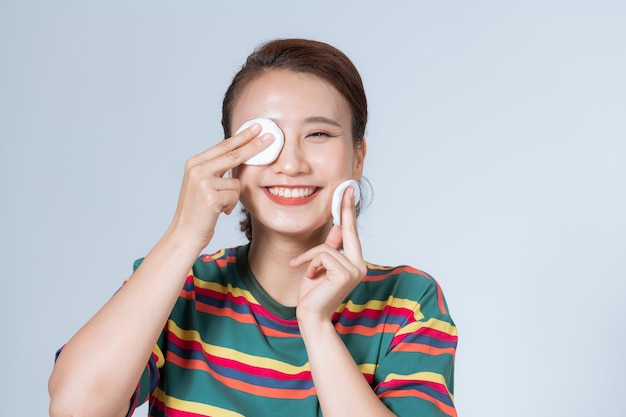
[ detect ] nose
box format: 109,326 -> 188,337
271,131 -> 310,176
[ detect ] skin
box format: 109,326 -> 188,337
232,69 -> 364,307
48,69 -> 395,417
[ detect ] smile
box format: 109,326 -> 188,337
267,187 -> 317,198
264,186 -> 320,206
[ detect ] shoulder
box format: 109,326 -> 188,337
365,263 -> 434,284
131,246 -> 242,283
190,246 -> 242,282
197,246 -> 240,268
360,262 -> 452,318
363,262 -> 438,295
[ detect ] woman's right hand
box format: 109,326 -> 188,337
48,123 -> 275,417
166,123 -> 274,249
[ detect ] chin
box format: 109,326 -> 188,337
255,217 -> 332,240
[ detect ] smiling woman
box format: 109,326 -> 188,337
233,69 -> 361,241
222,39 -> 369,241
48,39 -> 458,417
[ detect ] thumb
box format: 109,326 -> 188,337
325,226 -> 343,250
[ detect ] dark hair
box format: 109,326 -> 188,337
222,38 -> 370,240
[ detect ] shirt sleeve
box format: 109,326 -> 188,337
53,316 -> 165,417
126,345 -> 164,416
373,271 -> 458,417
124,257 -> 166,416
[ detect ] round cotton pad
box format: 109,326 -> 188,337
235,118 -> 285,165
331,179 -> 361,226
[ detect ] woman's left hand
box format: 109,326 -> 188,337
290,186 -> 367,324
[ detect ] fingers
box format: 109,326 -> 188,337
339,187 -> 364,264
290,244 -> 357,278
174,176 -> 240,221
188,123 -> 275,176
324,226 -> 343,250
291,186 -> 365,272
203,177 -> 241,215
301,250 -> 347,279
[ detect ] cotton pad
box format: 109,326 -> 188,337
331,179 -> 360,226
235,118 -> 285,165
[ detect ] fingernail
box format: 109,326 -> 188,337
348,187 -> 355,202
260,132 -> 275,142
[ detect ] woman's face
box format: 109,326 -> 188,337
231,69 -> 365,238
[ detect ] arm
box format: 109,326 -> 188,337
291,187 -> 396,417
50,233 -> 200,417
292,188 -> 457,416
299,320 -> 397,417
48,124 -> 273,417
300,277 -> 457,417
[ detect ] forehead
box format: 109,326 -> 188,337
231,69 -> 351,126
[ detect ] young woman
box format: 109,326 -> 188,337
49,39 -> 457,417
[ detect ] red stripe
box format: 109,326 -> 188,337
167,331 -> 311,382
363,265 -> 431,282
384,377 -> 448,395
392,343 -> 456,356
393,327 -> 458,344
436,281 -> 447,315
380,389 -> 457,417
335,322 -> 401,336
168,354 -> 316,400
338,305 -> 415,321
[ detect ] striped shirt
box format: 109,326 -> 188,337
128,244 -> 457,417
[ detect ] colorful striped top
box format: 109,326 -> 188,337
128,245 -> 457,417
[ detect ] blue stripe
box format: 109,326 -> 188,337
396,333 -> 457,350
165,340 -> 314,390
377,381 -> 453,407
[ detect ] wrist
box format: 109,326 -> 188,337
150,227 -> 206,267
297,313 -> 336,341
163,222 -> 212,255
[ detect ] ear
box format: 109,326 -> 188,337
352,137 -> 367,180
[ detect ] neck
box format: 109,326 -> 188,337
247,224 -> 331,307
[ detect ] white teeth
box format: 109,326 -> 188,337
268,187 -> 315,198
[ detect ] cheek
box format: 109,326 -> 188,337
232,166 -> 257,194
232,164 -> 253,179
309,144 -> 356,176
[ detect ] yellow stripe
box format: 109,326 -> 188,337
339,297 -> 424,320
359,363 -> 377,375
384,371 -> 454,400
168,320 -> 310,375
365,262 -> 394,271
191,278 -> 260,303
153,344 -> 165,368
153,387 -> 244,417
205,249 -> 226,260
395,317 -> 458,337
385,370 -> 445,384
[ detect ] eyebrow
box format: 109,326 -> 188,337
303,116 -> 342,127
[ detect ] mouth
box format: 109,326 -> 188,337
267,187 -> 317,198
264,186 -> 321,205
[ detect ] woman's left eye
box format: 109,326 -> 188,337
306,131 -> 333,141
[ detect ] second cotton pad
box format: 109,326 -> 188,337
235,118 -> 285,165
331,180 -> 361,226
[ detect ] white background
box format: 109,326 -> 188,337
1,1 -> 624,416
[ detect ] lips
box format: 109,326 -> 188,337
263,186 -> 320,205
267,187 -> 316,198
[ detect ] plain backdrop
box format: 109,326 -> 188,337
1,1 -> 624,416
